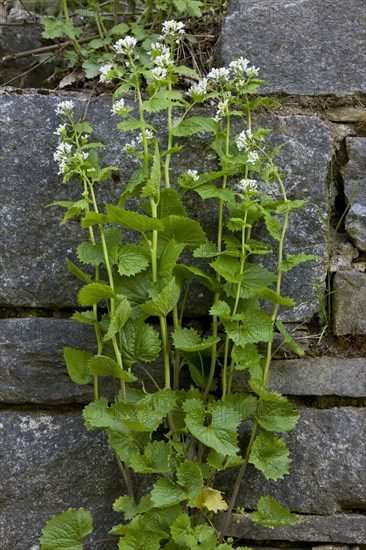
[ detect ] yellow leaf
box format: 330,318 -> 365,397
194,488 -> 228,513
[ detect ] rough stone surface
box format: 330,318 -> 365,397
0,90 -> 332,322
0,318 -> 97,403
342,138 -> 366,251
234,357 -> 366,397
333,270 -> 366,335
227,513 -> 366,544
0,410 -> 123,550
219,0 -> 366,96
219,408 -> 365,515
0,26 -> 55,87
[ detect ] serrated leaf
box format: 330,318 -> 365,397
276,199 -> 307,213
176,461 -> 203,502
106,204 -> 163,232
40,507 -> 93,550
172,327 -> 220,352
206,449 -> 244,471
210,256 -> 242,283
209,300 -> 231,318
120,318 -> 161,368
118,244 -> 150,277
71,310 -> 96,326
196,184 -> 236,202
256,402 -> 299,433
83,398 -> 124,431
172,116 -> 217,136
193,241 -> 219,258
141,142 -> 161,200
108,429 -> 144,464
63,347 -> 93,385
276,320 -> 305,356
224,309 -> 273,347
109,22 -> 130,36
225,264 -> 277,299
66,259 -> 93,284
249,379 -> 288,403
77,242 -> 105,266
115,388 -> 176,432
251,496 -> 297,529
161,215 -> 206,247
88,355 -> 136,382
114,270 -> 151,308
183,394 -> 257,457
140,277 -> 181,318
151,478 -> 187,508
249,432 -> 291,480
103,297 -> 132,341
232,343 -> 262,372
174,264 -> 220,293
194,488 -> 228,512
260,208 -> 282,241
80,212 -> 108,228
113,494 -> 153,520
117,120 -> 155,132
74,122 -> 93,134
78,283 -> 116,306
119,166 -> 149,207
280,253 -> 319,272
130,441 -> 172,473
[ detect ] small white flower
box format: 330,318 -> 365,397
236,129 -> 253,151
55,101 -> 75,116
161,20 -> 185,40
136,129 -> 154,143
155,51 -> 173,68
111,98 -> 132,117
114,36 -> 137,55
99,63 -> 114,83
247,151 -> 259,164
124,139 -> 136,154
238,178 -> 258,193
187,169 -> 199,181
54,123 -> 67,136
189,78 -> 208,99
207,67 -> 230,83
148,42 -> 169,56
247,65 -> 260,77
151,66 -> 168,81
229,57 -> 250,75
54,141 -> 73,161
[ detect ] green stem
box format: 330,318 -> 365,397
164,80 -> 173,189
62,0 -> 84,58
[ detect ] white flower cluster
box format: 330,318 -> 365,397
188,78 -> 208,99
207,67 -> 230,83
114,36 -> 137,55
99,63 -> 115,83
214,93 -> 231,121
53,141 -> 88,175
136,129 -> 154,143
111,98 -> 133,117
238,178 -> 258,193
54,123 -> 67,136
247,151 -> 259,164
161,20 -> 185,41
55,101 -> 75,116
236,129 -> 253,151
229,57 -> 259,77
187,169 -> 199,181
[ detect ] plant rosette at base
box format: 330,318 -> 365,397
40,20 -> 316,550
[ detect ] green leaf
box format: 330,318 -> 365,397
42,18 -> 83,40
106,204 -> 163,232
276,199 -> 307,214
225,264 -> 277,299
249,432 -> 291,480
114,270 -> 151,308
83,398 -> 124,431
120,318 -> 161,368
66,259 -> 93,284
280,253 -> 319,272
260,208 -> 282,241
119,166 -> 149,207
141,142 -> 161,200
194,488 -> 228,512
158,189 -> 187,217
80,212 -> 108,228
176,461 -> 203,502
109,22 -> 130,36
251,496 -> 297,529
193,241 -> 219,258
40,508 -> 93,550
74,121 -> 93,134
109,429 -> 143,463
151,478 -> 187,508
224,309 -> 273,347
232,344 -> 262,372
77,242 -> 104,266
183,394 -> 257,457
103,297 -> 132,341
117,120 -> 155,132
63,347 -> 93,385
71,311 -> 96,326
89,355 -> 136,382
255,288 -> 296,306
113,389 -> 176,432
130,441 -> 172,473
196,184 -> 236,203
161,215 -> 206,247
209,300 -> 231,319
256,402 -> 299,433
172,327 -> 220,352
78,283 -> 116,306
276,320 -> 305,356
113,494 -> 153,520
210,256 -> 242,283
118,244 -> 150,277
140,277 -> 181,318
174,264 -> 220,293
249,379 -> 288,403
172,116 -> 217,137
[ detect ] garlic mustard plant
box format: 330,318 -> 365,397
41,20 -> 317,549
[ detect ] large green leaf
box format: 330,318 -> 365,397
40,507 -> 93,550
106,204 -> 163,233
224,309 -> 273,347
140,277 -> 181,318
176,461 -> 203,502
63,347 -> 93,385
256,402 -> 300,433
172,327 -> 220,352
103,297 -> 132,342
225,264 -> 277,299
161,215 -> 206,247
78,283 -> 116,306
210,256 -> 242,283
249,432 -> 291,480
280,253 -> 319,272
118,244 -> 150,277
172,116 -> 217,136
88,355 -> 137,382
130,441 -> 173,473
151,478 -> 187,508
120,318 -> 161,368
251,496 -> 297,528
83,398 -> 125,431
174,264 -> 220,292
141,142 -> 161,200
114,389 -> 177,432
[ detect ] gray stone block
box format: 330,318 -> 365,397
333,270 -> 366,335
227,513 -> 366,544
219,0 -> 366,96
0,410 -> 123,549
234,357 -> 366,397
0,90 -> 332,321
342,138 -> 366,251
219,408 -> 365,515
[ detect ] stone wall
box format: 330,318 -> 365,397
0,1 -> 365,548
